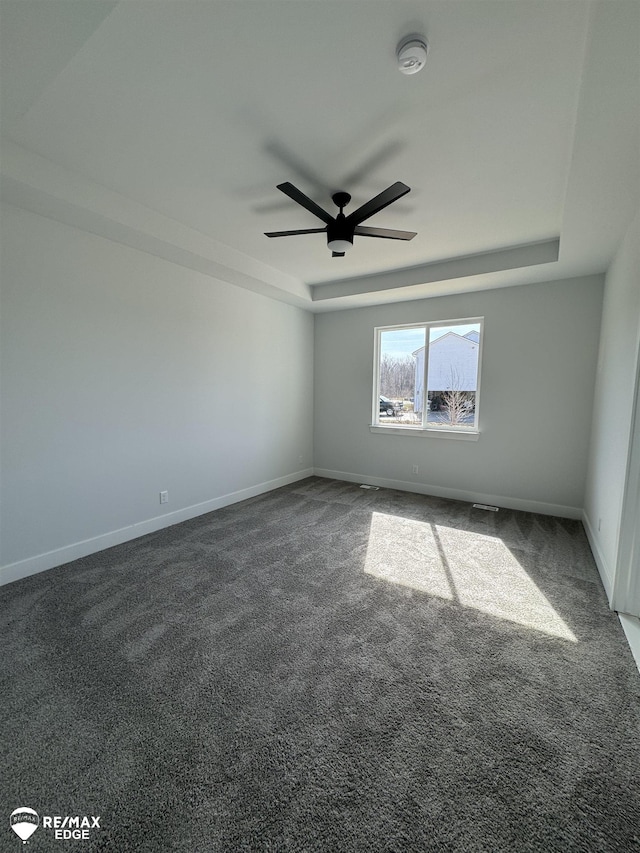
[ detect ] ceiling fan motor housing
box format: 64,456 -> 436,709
327,213 -> 354,253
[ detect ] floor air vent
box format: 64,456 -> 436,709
473,503 -> 499,511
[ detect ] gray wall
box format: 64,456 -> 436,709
584,209 -> 640,602
0,204 -> 314,579
314,276 -> 604,516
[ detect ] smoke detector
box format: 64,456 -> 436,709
396,35 -> 429,75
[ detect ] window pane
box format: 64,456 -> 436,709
378,327 -> 425,425
425,323 -> 481,428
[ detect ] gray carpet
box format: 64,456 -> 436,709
2,477 -> 639,852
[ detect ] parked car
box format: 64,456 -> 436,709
380,396 -> 402,416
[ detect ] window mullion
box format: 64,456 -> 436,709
374,328 -> 382,425
422,325 -> 429,429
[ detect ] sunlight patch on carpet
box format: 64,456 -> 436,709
363,512 -> 455,599
364,512 -> 577,641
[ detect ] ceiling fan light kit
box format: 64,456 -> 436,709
327,238 -> 353,254
396,35 -> 429,75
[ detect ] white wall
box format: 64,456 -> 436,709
0,204 -> 314,582
583,209 -> 640,600
314,276 -> 603,516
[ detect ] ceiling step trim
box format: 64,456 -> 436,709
310,239 -> 560,301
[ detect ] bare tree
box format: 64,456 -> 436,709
441,368 -> 474,426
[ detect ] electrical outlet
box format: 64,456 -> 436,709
160,491 -> 169,504
298,455 -> 303,464
598,517 -> 602,532
412,465 -> 419,475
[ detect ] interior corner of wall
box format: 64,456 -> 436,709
581,509 -> 614,604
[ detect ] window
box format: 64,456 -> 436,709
372,319 -> 483,435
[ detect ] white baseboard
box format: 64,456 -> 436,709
0,468 -> 314,587
619,614 -> 640,674
312,468 -> 582,519
581,510 -> 614,603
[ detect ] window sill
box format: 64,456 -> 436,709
369,425 -> 480,441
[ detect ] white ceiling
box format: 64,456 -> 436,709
1,1 -> 638,311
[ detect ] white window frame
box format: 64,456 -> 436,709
371,317 -> 484,440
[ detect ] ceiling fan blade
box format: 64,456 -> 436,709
354,225 -> 417,241
276,182 -> 334,225
332,251 -> 346,257
346,181 -> 411,225
265,227 -> 327,238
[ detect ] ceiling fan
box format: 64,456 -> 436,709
264,181 -> 417,256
